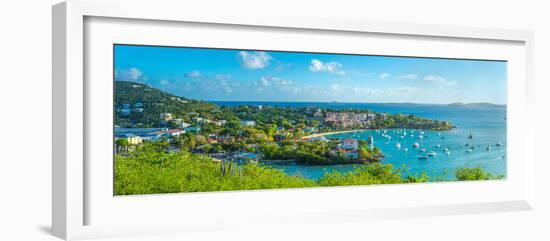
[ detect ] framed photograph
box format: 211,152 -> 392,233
53,0 -> 535,240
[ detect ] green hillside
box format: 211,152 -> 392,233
114,81 -> 225,127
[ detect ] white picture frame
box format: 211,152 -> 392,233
52,0 -> 536,240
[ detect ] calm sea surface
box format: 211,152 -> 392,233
213,101 -> 507,181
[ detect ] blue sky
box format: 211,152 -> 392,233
114,44 -> 507,104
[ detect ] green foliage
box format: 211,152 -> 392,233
455,167 -> 499,181
115,144 -> 499,195
115,143 -> 316,195
259,140 -> 376,165
318,163 -> 404,186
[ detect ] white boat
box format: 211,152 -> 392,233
466,149 -> 473,153
486,146 -> 492,151
403,148 -> 409,152
427,151 -> 437,157
419,148 -> 427,153
413,142 -> 420,148
396,143 -> 401,149
445,151 -> 451,155
443,147 -> 449,152
435,144 -> 441,148
496,142 -> 503,147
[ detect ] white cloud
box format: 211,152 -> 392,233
116,67 -> 142,81
259,77 -> 270,87
215,74 -> 231,81
397,74 -> 418,80
424,75 -> 456,86
309,59 -> 345,75
256,76 -> 293,87
379,73 -> 390,79
237,51 -> 273,69
185,70 -> 201,78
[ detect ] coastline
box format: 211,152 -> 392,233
301,129 -> 368,140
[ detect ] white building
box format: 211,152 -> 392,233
123,134 -> 143,145
240,120 -> 256,127
341,138 -> 358,151
213,120 -> 227,126
160,113 -> 174,122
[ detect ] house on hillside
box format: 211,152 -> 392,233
184,126 -> 201,133
240,120 -> 256,127
119,134 -> 143,145
313,108 -> 323,118
160,113 -> 174,122
152,129 -> 185,138
213,120 -> 227,126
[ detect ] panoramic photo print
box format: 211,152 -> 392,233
113,44 -> 507,195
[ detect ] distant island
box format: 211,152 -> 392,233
447,102 -> 506,107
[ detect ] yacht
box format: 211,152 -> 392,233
413,142 -> 420,148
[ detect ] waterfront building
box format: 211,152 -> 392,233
304,127 -> 318,133
341,138 -> 359,151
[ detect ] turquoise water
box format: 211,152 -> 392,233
215,102 -> 507,181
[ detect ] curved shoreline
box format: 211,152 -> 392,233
301,129 -> 368,140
